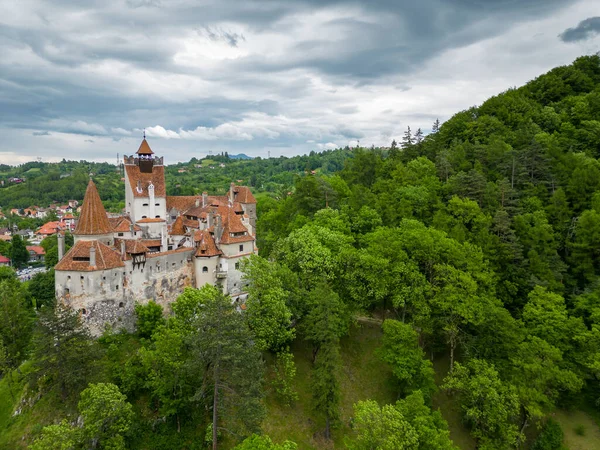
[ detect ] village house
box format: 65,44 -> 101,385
26,246 -> 45,263
54,138 -> 257,334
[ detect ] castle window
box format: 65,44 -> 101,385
65,288 -> 70,295
103,276 -> 106,280
239,245 -> 244,252
67,275 -> 71,280
235,262 -> 240,270
119,302 -> 124,308
80,275 -> 84,280
142,215 -> 147,219
143,203 -> 149,206
155,215 -> 160,218
155,203 -> 160,206
118,232 -> 123,237
116,285 -> 119,290
202,266 -> 208,273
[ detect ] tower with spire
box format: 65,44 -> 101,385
123,137 -> 168,241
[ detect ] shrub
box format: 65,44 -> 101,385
532,419 -> 564,450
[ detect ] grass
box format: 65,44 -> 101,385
262,321 -> 397,449
552,409 -> 600,450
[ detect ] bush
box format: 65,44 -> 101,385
134,300 -> 165,339
532,419 -> 564,450
574,424 -> 586,436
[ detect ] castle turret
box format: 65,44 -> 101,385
137,138 -> 155,173
74,180 -> 114,246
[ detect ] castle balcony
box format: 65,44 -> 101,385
215,270 -> 227,279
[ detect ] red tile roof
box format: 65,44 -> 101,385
194,230 -> 222,257
170,216 -> 186,235
0,255 -> 10,263
125,165 -> 166,198
109,216 -> 142,233
136,217 -> 165,223
38,221 -> 68,235
27,246 -> 45,255
136,138 -> 154,155
55,240 -> 125,272
75,180 -> 112,236
232,186 -> 256,204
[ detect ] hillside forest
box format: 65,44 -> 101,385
1,55 -> 600,449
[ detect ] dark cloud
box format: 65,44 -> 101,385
559,17 -> 600,42
32,131 -> 50,136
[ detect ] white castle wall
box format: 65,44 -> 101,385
56,248 -> 195,335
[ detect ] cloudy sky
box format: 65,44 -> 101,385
1,0 -> 599,164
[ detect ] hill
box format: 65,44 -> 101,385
2,55 -> 600,449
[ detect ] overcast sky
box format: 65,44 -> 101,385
1,0 -> 599,164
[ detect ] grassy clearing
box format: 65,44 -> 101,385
553,409 -> 600,450
263,321 -> 397,449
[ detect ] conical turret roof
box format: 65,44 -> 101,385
74,180 -> 112,235
136,138 -> 154,155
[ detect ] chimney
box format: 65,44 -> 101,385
207,210 -> 214,228
195,198 -> 200,207
121,240 -> 126,259
90,245 -> 96,267
215,214 -> 223,244
229,182 -> 235,203
130,224 -> 134,236
202,191 -> 208,207
57,232 -> 65,261
136,180 -> 142,193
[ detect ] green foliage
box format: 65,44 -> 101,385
0,277 -> 33,372
29,419 -> 80,450
10,234 -> 29,269
311,338 -> 341,440
242,256 -> 295,351
28,269 -> 56,308
79,383 -> 133,450
234,434 -> 298,449
134,300 -> 165,339
378,320 -> 436,399
272,349 -> 299,406
30,304 -> 101,398
346,391 -> 457,450
443,359 -> 521,449
531,419 -> 565,450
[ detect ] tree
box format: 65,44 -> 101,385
272,349 -> 299,406
311,338 -> 341,440
0,277 -> 32,372
378,320 -> 436,399
234,434 -> 297,449
346,392 -> 457,450
443,359 -> 521,449
134,300 -> 165,339
401,126 -> 413,148
184,286 -> 265,448
78,383 -> 133,450
432,119 -> 440,133
28,269 -> 55,308
29,420 -> 80,450
30,304 -> 101,398
10,234 -> 29,269
414,128 -> 424,144
242,256 -> 295,352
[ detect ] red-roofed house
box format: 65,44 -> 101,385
0,255 -> 10,266
27,246 -> 45,262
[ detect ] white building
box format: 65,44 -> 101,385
55,138 -> 257,334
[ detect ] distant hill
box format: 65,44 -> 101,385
229,153 -> 253,160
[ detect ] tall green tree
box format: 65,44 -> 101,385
0,276 -> 32,372
185,286 -> 265,449
10,234 -> 29,269
30,304 -> 101,398
311,338 -> 341,440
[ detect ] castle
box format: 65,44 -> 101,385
54,138 -> 257,334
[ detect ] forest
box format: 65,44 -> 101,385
1,55 -> 600,449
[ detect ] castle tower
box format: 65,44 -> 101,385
124,138 -> 167,239
74,179 -> 114,246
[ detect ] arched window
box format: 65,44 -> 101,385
202,266 -> 208,273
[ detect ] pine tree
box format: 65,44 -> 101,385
401,126 -> 413,148
414,128 -> 424,144
30,304 -> 101,398
186,286 -> 265,449
432,118 -> 440,133
311,338 -> 341,440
